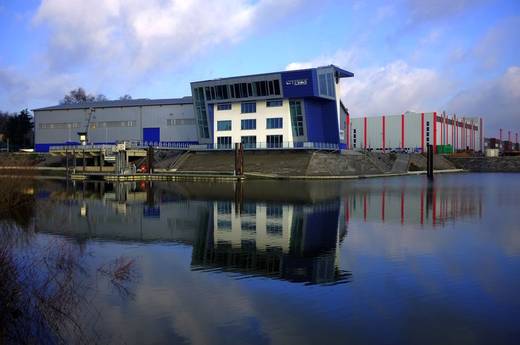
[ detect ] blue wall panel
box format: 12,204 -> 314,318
303,99 -> 340,144
281,69 -> 316,98
143,127 -> 160,142
35,142 -> 80,152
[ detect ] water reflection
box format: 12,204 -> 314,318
35,178 -> 484,286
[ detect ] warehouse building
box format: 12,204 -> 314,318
347,112 -> 483,153
190,65 -> 354,148
33,97 -> 197,152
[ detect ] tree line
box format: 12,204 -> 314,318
60,88 -> 132,104
0,109 -> 33,150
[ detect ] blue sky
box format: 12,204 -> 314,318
0,0 -> 518,134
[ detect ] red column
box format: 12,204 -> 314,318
452,115 -> 455,149
480,118 -> 483,152
401,113 -> 405,150
440,115 -> 444,146
364,117 -> 367,149
433,112 -> 437,153
382,115 -> 386,153
346,113 -> 350,149
421,112 -> 425,153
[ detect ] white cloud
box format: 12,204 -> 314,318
34,0 -> 300,74
287,57 -> 449,116
341,60 -> 449,116
446,66 -> 520,134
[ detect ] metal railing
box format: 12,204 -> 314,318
49,141 -> 339,152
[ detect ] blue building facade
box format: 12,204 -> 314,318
190,65 -> 354,149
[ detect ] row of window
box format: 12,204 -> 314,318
216,99 -> 283,112
217,135 -> 284,148
217,118 -> 283,131
39,122 -> 80,129
166,118 -> 196,126
203,79 -> 281,101
90,121 -> 136,129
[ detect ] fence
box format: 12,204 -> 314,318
49,141 -> 339,153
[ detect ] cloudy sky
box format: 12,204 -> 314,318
0,0 -> 518,134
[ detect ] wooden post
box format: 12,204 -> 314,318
82,148 -> 86,172
234,143 -> 244,176
427,144 -> 434,180
99,149 -> 103,172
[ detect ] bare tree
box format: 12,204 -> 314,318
60,88 -> 95,105
119,94 -> 132,100
60,88 -> 109,104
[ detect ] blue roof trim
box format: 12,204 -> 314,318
192,65 -> 354,85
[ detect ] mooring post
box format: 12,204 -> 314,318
147,146 -> 154,174
65,147 -> 69,177
82,148 -> 86,172
427,144 -> 434,180
234,143 -> 244,176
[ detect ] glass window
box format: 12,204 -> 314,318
266,205 -> 283,218
241,119 -> 256,130
266,117 -> 283,129
217,136 -> 232,149
241,102 -> 256,113
217,103 -> 232,111
266,223 -> 283,236
273,79 -> 281,95
267,135 -> 283,148
289,100 -> 304,137
266,99 -> 283,107
241,136 -> 256,149
217,120 -> 232,131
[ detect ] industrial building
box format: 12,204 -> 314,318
190,65 -> 354,148
348,112 -> 483,153
32,65 -> 354,152
33,64 -> 484,154
33,97 -> 197,152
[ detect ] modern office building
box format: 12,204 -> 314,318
348,112 -> 483,152
190,65 -> 354,148
32,97 -> 197,152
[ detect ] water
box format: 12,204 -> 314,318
1,173 -> 519,344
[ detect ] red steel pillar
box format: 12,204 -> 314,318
382,115 -> 386,153
401,113 -> 405,150
346,113 -> 350,149
364,117 -> 367,149
433,112 -> 437,153
421,112 -> 425,153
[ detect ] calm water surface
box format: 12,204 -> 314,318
2,173 -> 520,344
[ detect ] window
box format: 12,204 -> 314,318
217,120 -> 232,131
266,205 -> 283,218
318,71 -> 336,98
241,136 -> 256,148
39,122 -> 80,129
266,117 -> 283,129
217,103 -> 232,111
241,102 -> 256,113
289,100 -> 304,137
241,221 -> 256,232
266,223 -> 283,236
217,201 -> 232,214
194,87 -> 210,138
167,118 -> 195,126
217,136 -> 232,149
266,99 -> 283,107
267,135 -> 283,148
241,119 -> 256,130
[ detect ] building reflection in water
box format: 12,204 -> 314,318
36,179 -> 483,285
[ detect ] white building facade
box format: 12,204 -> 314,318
347,112 -> 483,153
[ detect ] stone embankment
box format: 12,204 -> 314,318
447,156 -> 520,172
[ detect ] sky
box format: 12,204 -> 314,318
0,0 -> 518,135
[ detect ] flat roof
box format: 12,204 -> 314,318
32,96 -> 193,111
191,64 -> 354,85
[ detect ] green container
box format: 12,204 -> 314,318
436,144 -> 453,154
